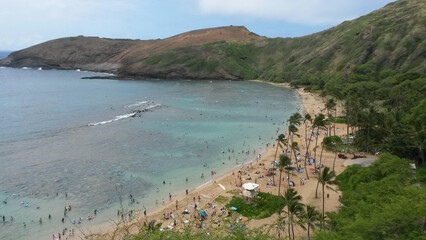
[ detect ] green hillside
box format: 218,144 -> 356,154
145,0 -> 425,82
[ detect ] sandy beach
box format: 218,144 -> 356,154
81,83 -> 371,239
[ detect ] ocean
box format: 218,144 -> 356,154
0,67 -> 300,239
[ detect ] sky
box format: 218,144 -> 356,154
0,0 -> 395,51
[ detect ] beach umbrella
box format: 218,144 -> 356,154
309,168 -> 315,171
264,170 -> 270,174
231,206 -> 237,211
200,211 -> 208,217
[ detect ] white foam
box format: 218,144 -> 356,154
144,104 -> 161,110
38,67 -> 42,70
88,112 -> 136,126
21,67 -> 31,70
89,104 -> 161,126
125,101 -> 148,108
197,180 -> 213,189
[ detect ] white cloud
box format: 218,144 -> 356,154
0,0 -> 140,49
0,0 -> 135,23
197,0 -> 393,25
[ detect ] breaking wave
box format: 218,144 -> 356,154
88,103 -> 162,126
125,101 -> 148,108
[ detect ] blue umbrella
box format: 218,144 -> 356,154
200,211 -> 208,217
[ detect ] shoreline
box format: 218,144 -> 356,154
86,80 -> 355,239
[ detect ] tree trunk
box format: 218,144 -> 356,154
288,208 -> 291,240
277,168 -> 283,238
327,109 -> 331,137
322,184 -> 325,230
333,109 -> 337,136
315,171 -> 321,198
367,126 -> 370,153
287,169 -> 290,189
291,215 -> 295,240
293,148 -> 300,170
278,170 -> 283,197
315,145 -> 325,198
304,123 -> 310,180
288,131 -> 294,162
419,146 -> 425,167
307,224 -> 310,240
313,132 -> 319,170
304,129 -> 314,180
332,145 -> 337,172
272,142 -> 280,186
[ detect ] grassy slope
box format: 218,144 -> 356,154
145,0 -> 425,81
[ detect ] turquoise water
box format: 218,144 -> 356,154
0,67 -> 300,239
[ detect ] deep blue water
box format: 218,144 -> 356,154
0,67 -> 300,239
0,51 -> 11,60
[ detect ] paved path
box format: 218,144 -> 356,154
344,157 -> 377,167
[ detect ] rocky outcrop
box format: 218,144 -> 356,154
0,26 -> 264,79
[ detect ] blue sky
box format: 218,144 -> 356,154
0,0 -> 395,50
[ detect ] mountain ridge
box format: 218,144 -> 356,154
0,0 -> 424,81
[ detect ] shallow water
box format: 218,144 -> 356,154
0,67 -> 300,239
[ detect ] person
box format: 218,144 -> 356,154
2,215 -> 5,222
39,217 -> 42,224
186,189 -> 188,195
61,217 -> 64,223
49,214 -> 51,219
186,177 -> 188,182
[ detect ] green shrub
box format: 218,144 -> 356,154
226,192 -> 285,219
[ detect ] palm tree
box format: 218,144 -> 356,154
315,139 -> 327,198
312,114 -> 326,169
277,154 -> 291,236
289,112 -> 303,127
284,188 -> 303,240
291,141 -> 301,169
332,142 -> 339,172
318,167 -> 336,230
303,114 -> 312,179
404,122 -> 426,166
303,205 -> 320,240
288,199 -> 305,240
273,134 -> 287,186
325,99 -> 336,136
277,154 -> 290,198
287,124 -> 299,158
287,113 -> 302,167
